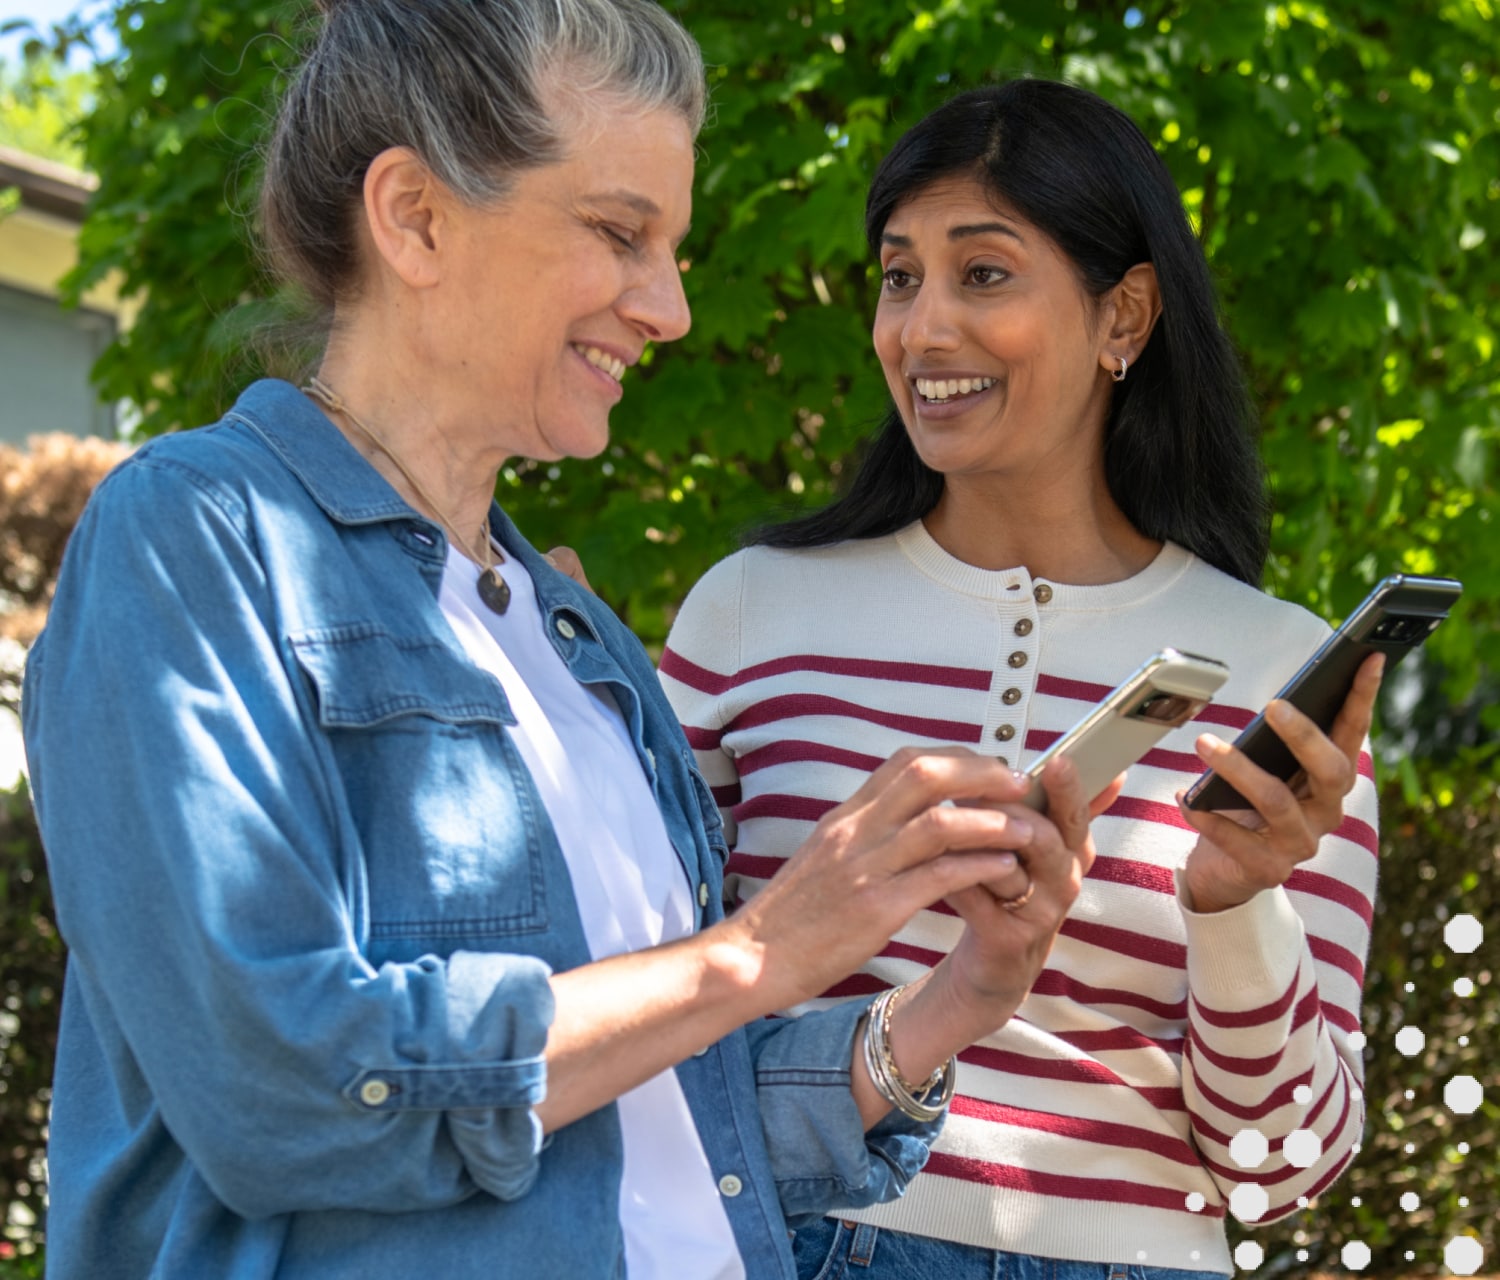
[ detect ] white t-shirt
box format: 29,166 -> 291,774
438,545 -> 744,1280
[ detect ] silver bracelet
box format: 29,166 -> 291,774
861,984 -> 958,1123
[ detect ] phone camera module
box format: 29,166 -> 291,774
1131,693 -> 1196,725
1371,617 -> 1423,643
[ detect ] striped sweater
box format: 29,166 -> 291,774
660,525 -> 1376,1275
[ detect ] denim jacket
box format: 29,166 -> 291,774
23,380 -> 939,1280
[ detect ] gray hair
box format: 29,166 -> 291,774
259,0 -> 706,309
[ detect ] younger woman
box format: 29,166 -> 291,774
663,79 -> 1380,1279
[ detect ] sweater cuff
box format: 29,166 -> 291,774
1175,870 -> 1306,1010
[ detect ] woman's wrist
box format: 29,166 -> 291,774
884,963 -> 1020,1085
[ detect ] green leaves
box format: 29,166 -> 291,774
60,0 -> 1498,710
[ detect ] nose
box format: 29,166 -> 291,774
902,280 -> 958,354
624,248 -> 692,344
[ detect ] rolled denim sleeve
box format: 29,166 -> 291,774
743,999 -> 944,1224
24,456 -> 553,1218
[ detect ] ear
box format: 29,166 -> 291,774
361,146 -> 450,290
1098,262 -> 1162,378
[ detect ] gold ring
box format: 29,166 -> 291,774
998,880 -> 1035,912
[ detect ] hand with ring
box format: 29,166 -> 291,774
916,757 -> 1124,1044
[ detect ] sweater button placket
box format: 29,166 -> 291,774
990,592 -> 1039,761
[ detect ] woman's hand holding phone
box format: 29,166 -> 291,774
919,756 -> 1119,1050
1174,652 -> 1385,914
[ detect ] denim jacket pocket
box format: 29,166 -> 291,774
291,624 -> 551,945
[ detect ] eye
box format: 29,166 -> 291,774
881,266 -> 916,292
967,264 -> 1008,286
599,223 -> 640,252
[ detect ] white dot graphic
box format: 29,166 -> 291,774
1191,1252 -> 1200,1262
1458,1035 -> 1470,1046
1234,1241 -> 1265,1270
1342,1241 -> 1372,1270
1297,1196 -> 1309,1208
1294,1084 -> 1313,1104
1350,1196 -> 1362,1207
1445,1236 -> 1484,1275
1444,1075 -> 1483,1115
1444,913 -> 1483,953
1458,1142 -> 1470,1154
1404,1089 -> 1415,1100
1405,981 -> 1416,993
1296,1249 -> 1309,1262
1406,1251 -> 1415,1262
1230,1128 -> 1269,1169
1455,978 -> 1475,997
1230,1183 -> 1270,1222
1185,1192 -> 1206,1212
1460,1196 -> 1470,1208
1136,1251 -> 1147,1262
1348,1030 -> 1367,1050
1284,1129 -> 1322,1168
1395,1026 -> 1426,1056
1406,1142 -> 1417,1154
1401,1191 -> 1420,1211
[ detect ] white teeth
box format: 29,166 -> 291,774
575,345 -> 626,381
914,376 -> 996,402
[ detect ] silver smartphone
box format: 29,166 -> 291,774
1021,649 -> 1231,813
1184,573 -> 1462,811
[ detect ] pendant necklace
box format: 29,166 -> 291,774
303,376 -> 511,614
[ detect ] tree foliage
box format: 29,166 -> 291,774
0,55 -> 93,169
59,0 -> 1500,702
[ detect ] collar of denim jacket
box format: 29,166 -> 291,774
232,378 -> 426,528
231,377 -> 603,642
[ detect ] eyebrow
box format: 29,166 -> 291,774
584,189 -> 692,250
882,221 -> 1025,248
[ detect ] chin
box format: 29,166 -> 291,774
539,417 -> 613,462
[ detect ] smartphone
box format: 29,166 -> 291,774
1021,649 -> 1231,813
1184,573 -> 1463,812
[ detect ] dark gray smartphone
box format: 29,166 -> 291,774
1184,574 -> 1463,812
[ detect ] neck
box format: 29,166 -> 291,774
311,342 -> 503,556
923,468 -> 1161,585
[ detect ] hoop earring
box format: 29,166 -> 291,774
1111,355 -> 1128,383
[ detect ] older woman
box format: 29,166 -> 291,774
20,5 -> 1109,1279
663,81 -> 1382,1280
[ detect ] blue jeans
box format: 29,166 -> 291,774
791,1218 -> 1232,1280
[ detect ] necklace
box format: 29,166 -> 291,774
303,376 -> 511,614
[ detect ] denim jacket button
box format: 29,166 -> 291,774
692,1046 -> 709,1057
359,1079 -> 391,1108
697,882 -> 710,908
717,1174 -> 743,1198
554,617 -> 576,640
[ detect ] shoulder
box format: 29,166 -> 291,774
679,537 -> 903,615
90,392 -> 308,536
1172,553 -> 1332,647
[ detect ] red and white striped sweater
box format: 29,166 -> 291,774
661,526 -> 1376,1274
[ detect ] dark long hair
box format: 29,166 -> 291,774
750,79 -> 1270,587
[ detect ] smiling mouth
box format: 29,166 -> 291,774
574,344 -> 626,382
914,376 -> 997,405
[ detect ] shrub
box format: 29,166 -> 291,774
0,780 -> 57,1260
1230,754 -> 1499,1275
0,433 -> 129,715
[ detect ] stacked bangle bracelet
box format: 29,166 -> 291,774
861,984 -> 958,1122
